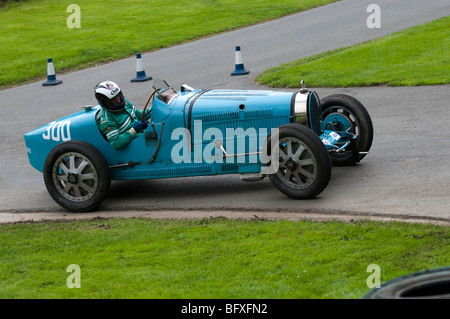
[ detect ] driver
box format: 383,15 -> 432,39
95,81 -> 151,150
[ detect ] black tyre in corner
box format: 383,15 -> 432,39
265,123 -> 331,199
321,94 -> 373,166
363,267 -> 450,299
43,140 -> 111,212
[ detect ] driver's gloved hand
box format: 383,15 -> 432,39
132,121 -> 149,133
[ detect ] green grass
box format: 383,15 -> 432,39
1,217 -> 449,299
0,0 -> 337,88
257,16 -> 450,87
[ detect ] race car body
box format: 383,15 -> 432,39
24,80 -> 373,212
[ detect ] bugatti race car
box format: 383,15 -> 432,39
24,80 -> 373,212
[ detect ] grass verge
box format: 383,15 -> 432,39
0,0 -> 336,88
1,217 -> 449,298
256,16 -> 450,87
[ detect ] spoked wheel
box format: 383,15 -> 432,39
43,141 -> 111,212
321,94 -> 373,166
266,124 -> 331,199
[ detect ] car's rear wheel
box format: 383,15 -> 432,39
321,94 -> 373,166
43,141 -> 111,212
266,124 -> 331,199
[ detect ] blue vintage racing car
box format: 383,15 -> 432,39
24,80 -> 373,212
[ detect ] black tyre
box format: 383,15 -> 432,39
265,124 -> 331,199
43,141 -> 111,212
363,267 -> 450,299
321,94 -> 373,166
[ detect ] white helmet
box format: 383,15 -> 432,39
94,81 -> 125,112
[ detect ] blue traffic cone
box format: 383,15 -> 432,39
231,46 -> 249,76
42,58 -> 62,86
131,53 -> 152,82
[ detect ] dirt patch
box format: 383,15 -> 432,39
1,209 -> 450,226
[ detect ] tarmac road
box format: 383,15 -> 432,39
1,0 -> 449,223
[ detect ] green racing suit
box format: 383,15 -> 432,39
96,99 -> 151,150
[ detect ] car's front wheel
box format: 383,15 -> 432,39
321,94 -> 373,166
43,141 -> 111,212
266,124 -> 331,199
